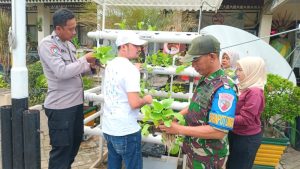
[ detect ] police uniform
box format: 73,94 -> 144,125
38,31 -> 91,169
182,69 -> 237,169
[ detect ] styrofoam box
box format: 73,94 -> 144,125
143,155 -> 178,169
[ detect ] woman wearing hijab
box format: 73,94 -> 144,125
221,50 -> 240,81
226,57 -> 267,169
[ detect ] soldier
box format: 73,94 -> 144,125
159,35 -> 237,169
38,8 -> 95,169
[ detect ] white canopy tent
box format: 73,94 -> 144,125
92,0 -> 223,11
92,0 -> 223,32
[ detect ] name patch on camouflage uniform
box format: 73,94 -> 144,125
209,113 -> 234,129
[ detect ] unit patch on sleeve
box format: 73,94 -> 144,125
218,93 -> 234,112
49,45 -> 60,55
208,86 -> 237,130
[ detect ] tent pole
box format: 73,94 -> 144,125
102,3 -> 106,31
96,4 -> 101,47
197,6 -> 202,33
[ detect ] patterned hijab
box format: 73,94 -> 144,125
223,50 -> 240,69
237,57 -> 267,91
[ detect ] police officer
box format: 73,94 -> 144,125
38,8 -> 95,169
159,35 -> 237,169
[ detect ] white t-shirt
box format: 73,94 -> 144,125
102,56 -> 141,136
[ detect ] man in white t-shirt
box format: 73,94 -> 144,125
102,31 -> 153,169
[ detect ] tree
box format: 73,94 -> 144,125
0,9 -> 11,80
77,2 -> 174,31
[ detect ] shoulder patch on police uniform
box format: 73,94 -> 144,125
218,93 -> 234,112
50,45 -> 60,55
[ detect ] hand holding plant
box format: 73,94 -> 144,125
84,52 -> 96,63
143,95 -> 153,105
92,46 -> 115,65
140,98 -> 186,155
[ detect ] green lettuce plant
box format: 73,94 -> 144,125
146,51 -> 172,67
140,98 -> 185,155
93,46 -> 114,65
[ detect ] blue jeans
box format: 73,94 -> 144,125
103,130 -> 142,169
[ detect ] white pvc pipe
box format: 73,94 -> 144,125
84,86 -> 101,93
83,126 -> 164,145
84,93 -> 104,102
96,4 -> 101,46
84,125 -> 102,136
144,65 -> 200,77
142,134 -> 163,145
145,90 -> 191,100
84,111 -> 101,125
11,0 -> 28,99
188,81 -> 194,101
171,101 -> 189,110
87,30 -> 199,43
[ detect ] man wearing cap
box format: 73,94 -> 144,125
38,8 -> 96,169
102,31 -> 153,169
159,35 -> 237,169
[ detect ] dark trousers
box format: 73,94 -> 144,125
227,131 -> 262,169
45,104 -> 84,169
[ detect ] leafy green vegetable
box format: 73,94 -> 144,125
141,123 -> 151,136
147,25 -> 157,31
71,36 -> 80,49
114,19 -> 127,29
169,143 -> 180,155
137,21 -> 144,30
93,46 -> 114,65
175,65 -> 186,74
146,51 -> 172,67
140,98 -> 186,155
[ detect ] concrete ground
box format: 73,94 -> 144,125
279,146 -> 300,169
39,108 -> 106,169
0,107 -> 106,169
1,108 -> 300,169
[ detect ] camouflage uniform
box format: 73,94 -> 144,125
182,69 -> 237,169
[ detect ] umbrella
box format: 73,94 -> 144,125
200,25 -> 297,84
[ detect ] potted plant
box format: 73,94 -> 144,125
253,74 -> 300,169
